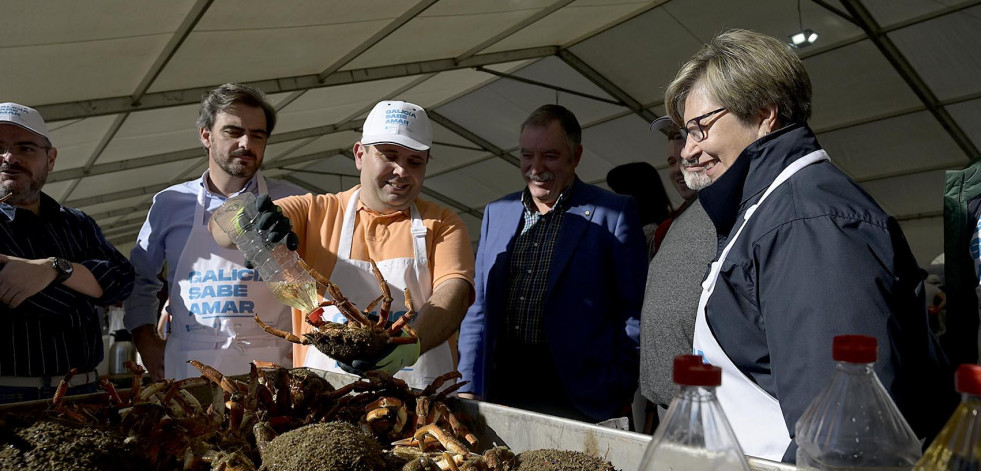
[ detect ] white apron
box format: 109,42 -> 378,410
303,189 -> 454,391
693,150 -> 830,461
164,171 -> 292,380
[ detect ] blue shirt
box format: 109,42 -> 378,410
123,172 -> 307,332
0,193 -> 134,376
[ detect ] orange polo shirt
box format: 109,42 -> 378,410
276,185 -> 475,365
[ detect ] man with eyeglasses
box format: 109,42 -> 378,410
0,103 -> 134,404
638,119 -> 716,432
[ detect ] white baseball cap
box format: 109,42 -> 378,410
361,101 -> 432,151
0,102 -> 51,143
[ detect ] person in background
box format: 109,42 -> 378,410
457,104 -> 647,423
0,103 -> 134,404
662,29 -> 953,461
125,83 -> 307,380
606,162 -> 671,258
638,119 -> 716,432
944,160 -> 981,366
209,100 -> 475,392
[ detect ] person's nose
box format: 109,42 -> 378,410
0,147 -> 18,163
526,154 -> 545,173
680,136 -> 700,161
391,159 -> 407,177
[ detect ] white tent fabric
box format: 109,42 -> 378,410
2,0 -> 979,265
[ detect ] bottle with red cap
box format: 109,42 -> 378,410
795,335 -> 921,470
637,354 -> 751,471
913,364 -> 981,470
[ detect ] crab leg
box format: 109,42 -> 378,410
432,401 -> 478,446
298,259 -> 373,327
255,315 -> 310,344
369,260 -> 394,329
389,288 -> 417,337
99,377 -> 124,406
188,359 -> 247,395
413,424 -> 470,455
434,380 -> 470,402
251,360 -> 289,370
421,371 -> 463,397
49,368 -> 77,410
124,361 -> 145,405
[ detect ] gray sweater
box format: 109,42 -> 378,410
639,199 -> 716,407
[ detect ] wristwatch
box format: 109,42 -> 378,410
51,257 -> 73,284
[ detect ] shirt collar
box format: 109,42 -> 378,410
355,188 -> 412,218
521,177 -> 579,214
198,169 -> 260,199
0,192 -> 62,222
698,123 -> 821,235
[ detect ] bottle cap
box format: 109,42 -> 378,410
832,335 -> 877,363
955,364 -> 981,395
673,354 -> 721,386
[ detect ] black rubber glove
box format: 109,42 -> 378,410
253,194 -> 299,251
337,339 -> 420,377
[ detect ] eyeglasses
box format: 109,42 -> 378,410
0,143 -> 50,158
680,107 -> 726,142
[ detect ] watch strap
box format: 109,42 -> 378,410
52,257 -> 73,284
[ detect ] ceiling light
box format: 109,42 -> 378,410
790,29 -> 819,48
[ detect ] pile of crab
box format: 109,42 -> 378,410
0,362 -> 521,471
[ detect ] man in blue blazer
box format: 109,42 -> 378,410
457,104 -> 648,422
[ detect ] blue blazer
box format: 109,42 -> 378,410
458,181 -> 648,420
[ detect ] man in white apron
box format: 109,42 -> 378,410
126,84 -> 306,380
210,100 -> 475,392
660,30 -> 953,462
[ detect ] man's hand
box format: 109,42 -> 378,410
253,194 -> 299,251
132,325 -> 166,380
339,339 -> 421,377
0,254 -> 58,308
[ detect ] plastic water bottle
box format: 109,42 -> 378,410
913,364 -> 981,470
637,354 -> 752,471
795,335 -> 921,470
211,192 -> 319,313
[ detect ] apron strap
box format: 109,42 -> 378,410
703,150 -> 829,293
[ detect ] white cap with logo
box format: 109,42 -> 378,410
361,101 -> 432,151
0,102 -> 51,143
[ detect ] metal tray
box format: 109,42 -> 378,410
0,369 -> 796,471
314,369 -> 795,471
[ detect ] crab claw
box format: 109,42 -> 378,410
307,307 -> 327,327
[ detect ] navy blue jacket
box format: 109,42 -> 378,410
699,124 -> 955,460
458,180 -> 647,420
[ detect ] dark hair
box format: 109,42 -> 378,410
606,162 -> 672,226
521,104 -> 582,153
196,83 -> 277,135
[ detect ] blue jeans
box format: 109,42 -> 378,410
0,382 -> 99,405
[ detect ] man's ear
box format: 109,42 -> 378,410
353,142 -> 367,171
46,147 -> 57,172
199,126 -> 212,151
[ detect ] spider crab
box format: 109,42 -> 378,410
255,258 -> 419,364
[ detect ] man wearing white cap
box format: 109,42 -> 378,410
124,83 -> 307,380
210,100 -> 475,391
0,103 -> 134,404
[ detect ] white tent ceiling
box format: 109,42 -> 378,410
3,0 -> 979,266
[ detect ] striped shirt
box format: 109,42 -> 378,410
0,193 -> 134,377
504,181 -> 576,345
